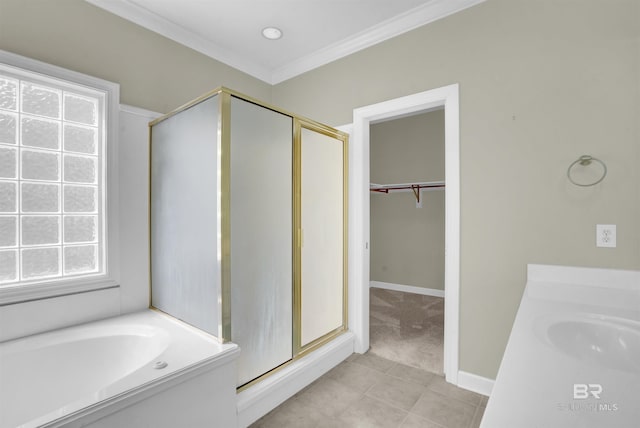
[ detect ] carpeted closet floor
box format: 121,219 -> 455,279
369,287 -> 444,375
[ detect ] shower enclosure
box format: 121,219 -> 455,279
149,88 -> 348,389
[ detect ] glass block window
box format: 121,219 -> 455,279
0,68 -> 105,286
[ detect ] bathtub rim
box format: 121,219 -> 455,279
40,344 -> 239,428
2,309 -> 239,428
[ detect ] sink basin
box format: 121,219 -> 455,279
540,314 -> 640,374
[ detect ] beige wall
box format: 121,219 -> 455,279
370,111 -> 445,290
0,0 -> 271,113
273,0 -> 640,378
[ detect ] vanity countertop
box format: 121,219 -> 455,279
481,264 -> 640,428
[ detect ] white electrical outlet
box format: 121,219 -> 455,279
596,224 -> 616,248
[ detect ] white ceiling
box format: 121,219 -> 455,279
86,0 -> 485,84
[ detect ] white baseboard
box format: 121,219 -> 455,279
457,370 -> 494,397
236,331 -> 355,427
370,281 -> 445,298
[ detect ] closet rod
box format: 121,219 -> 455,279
370,183 -> 445,193
370,182 -> 445,203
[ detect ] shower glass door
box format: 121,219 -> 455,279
296,121 -> 347,351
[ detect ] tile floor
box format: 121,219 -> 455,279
250,288 -> 484,427
250,352 -> 487,428
369,288 -> 444,374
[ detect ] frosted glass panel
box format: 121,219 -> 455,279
21,150 -> 59,181
63,185 -> 96,213
0,78 -> 17,111
64,244 -> 97,274
230,97 -> 293,387
64,124 -> 96,154
21,216 -> 59,245
0,112 -> 17,145
21,116 -> 60,149
0,182 -> 17,212
0,147 -> 17,178
0,250 -> 17,283
64,215 -> 97,243
151,95 -> 219,336
21,83 -> 60,118
0,216 -> 17,247
300,127 -> 344,347
22,247 -> 60,279
21,183 -> 59,213
64,94 -> 97,125
63,155 -> 96,183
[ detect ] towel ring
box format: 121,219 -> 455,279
567,155 -> 607,187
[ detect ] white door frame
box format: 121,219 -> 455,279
349,84 -> 460,384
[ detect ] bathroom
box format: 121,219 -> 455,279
0,0 -> 639,427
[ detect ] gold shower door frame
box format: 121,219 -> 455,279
292,118 -> 349,359
150,87 -> 348,390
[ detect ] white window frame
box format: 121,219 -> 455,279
0,50 -> 120,305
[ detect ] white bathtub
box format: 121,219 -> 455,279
0,310 -> 239,428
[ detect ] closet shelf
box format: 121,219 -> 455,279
370,181 -> 445,203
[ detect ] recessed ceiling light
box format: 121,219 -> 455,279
262,27 -> 283,40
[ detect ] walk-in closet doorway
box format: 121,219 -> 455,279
348,84 -> 460,385
368,108 -> 446,374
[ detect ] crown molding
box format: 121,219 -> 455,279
86,0 -> 485,85
271,0 -> 485,84
85,0 -> 273,83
